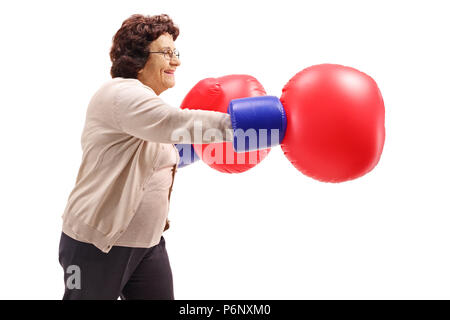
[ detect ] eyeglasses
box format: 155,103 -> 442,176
149,48 -> 180,60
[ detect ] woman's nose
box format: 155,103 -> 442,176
171,56 -> 181,67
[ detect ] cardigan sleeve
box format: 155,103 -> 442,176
113,82 -> 232,144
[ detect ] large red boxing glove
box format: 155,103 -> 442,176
180,75 -> 271,174
280,64 -> 385,182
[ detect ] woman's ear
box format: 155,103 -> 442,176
137,68 -> 144,81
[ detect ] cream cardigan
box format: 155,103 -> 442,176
61,77 -> 231,253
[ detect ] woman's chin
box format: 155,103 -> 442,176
165,81 -> 175,89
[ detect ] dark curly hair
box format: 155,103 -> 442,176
110,14 -> 180,78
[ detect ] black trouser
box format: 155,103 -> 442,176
58,231 -> 174,300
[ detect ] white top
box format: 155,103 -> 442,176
114,143 -> 179,248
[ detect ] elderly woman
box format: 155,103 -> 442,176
58,14 -> 231,300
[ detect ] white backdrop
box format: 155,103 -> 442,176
0,0 -> 449,299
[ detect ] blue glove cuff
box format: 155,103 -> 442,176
228,96 -> 287,153
174,144 -> 200,168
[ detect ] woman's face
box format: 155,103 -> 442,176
137,33 -> 181,95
